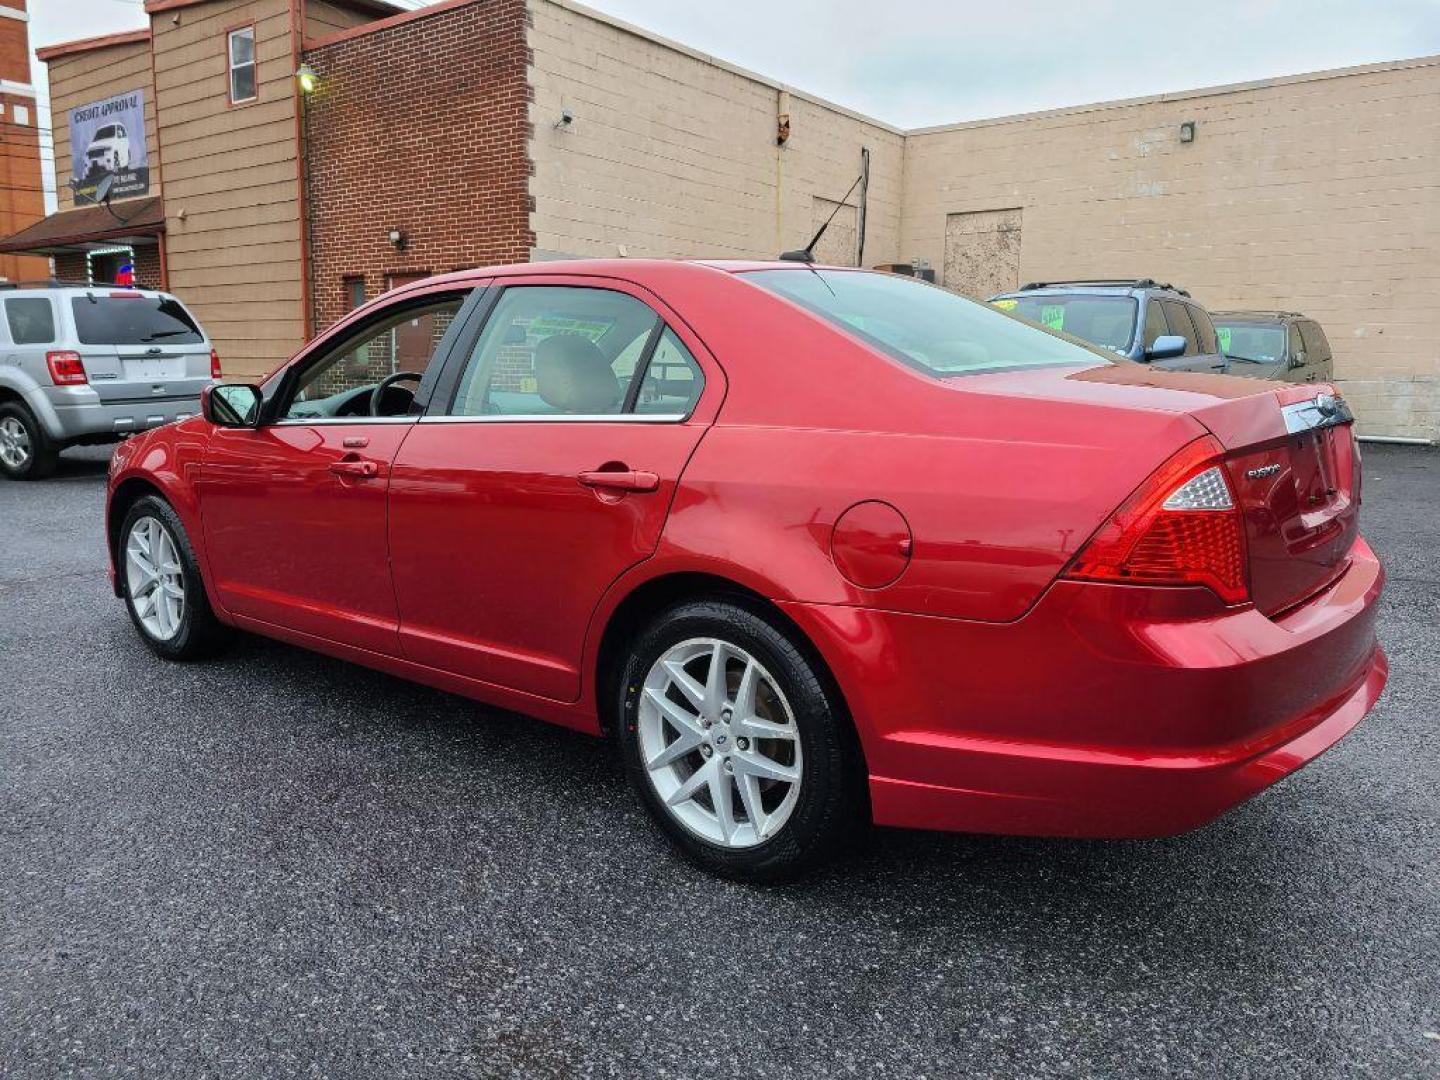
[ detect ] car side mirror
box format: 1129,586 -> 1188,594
1290,350 -> 1307,369
202,383 -> 263,428
1145,335 -> 1186,361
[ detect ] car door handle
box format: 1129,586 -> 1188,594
330,458 -> 380,479
577,469 -> 660,493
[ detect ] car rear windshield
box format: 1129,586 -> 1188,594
70,295 -> 204,346
992,294 -> 1137,354
1215,322 -> 1287,364
744,269 -> 1107,376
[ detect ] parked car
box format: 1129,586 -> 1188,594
85,123 -> 131,174
990,278 -> 1228,374
105,261 -> 1386,881
1212,310 -> 1335,383
0,283 -> 219,479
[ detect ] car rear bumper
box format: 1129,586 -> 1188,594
29,385 -> 202,441
781,536 -> 1386,839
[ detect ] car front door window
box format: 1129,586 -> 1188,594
283,296 -> 464,420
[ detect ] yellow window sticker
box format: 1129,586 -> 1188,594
993,298 -> 1018,311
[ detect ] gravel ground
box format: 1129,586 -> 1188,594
1,443 -> 1436,1079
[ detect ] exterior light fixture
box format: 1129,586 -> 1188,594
388,228 -> 407,251
1179,120 -> 1196,143
297,63 -> 320,94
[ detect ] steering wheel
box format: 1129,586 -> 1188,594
370,371 -> 424,417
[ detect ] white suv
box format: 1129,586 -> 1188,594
85,124 -> 131,172
0,284 -> 218,479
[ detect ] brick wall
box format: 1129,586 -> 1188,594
302,0 -> 534,336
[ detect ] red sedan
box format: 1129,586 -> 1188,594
105,261 -> 1386,880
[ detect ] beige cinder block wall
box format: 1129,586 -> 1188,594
901,57 -> 1440,440
528,0 -> 904,267
151,0 -> 306,381
48,39 -> 160,211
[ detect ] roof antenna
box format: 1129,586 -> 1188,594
779,169 -> 865,263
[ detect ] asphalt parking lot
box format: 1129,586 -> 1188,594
1,444 -> 1436,1079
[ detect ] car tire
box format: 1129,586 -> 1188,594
118,495 -> 231,661
616,598 -> 866,882
0,402 -> 59,480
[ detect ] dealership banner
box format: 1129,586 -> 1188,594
70,89 -> 149,201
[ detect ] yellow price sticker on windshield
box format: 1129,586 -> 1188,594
993,299 -> 1018,311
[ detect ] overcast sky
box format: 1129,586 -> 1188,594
27,0 -> 1440,209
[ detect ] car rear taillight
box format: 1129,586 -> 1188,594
46,350 -> 88,386
1064,435 -> 1249,605
210,348 -> 222,379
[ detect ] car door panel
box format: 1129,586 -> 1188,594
388,419 -> 707,699
196,286 -> 477,654
199,421 -> 414,653
386,274 -> 722,702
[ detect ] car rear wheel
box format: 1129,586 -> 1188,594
0,403 -> 58,480
119,495 -> 230,660
617,599 -> 865,881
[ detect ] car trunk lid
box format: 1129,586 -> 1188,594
962,365 -> 1361,615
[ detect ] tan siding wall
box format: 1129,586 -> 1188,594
151,0 -> 303,380
303,0 -> 375,41
901,60 -> 1440,440
528,0 -> 904,266
47,41 -> 159,211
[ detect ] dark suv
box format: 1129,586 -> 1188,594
989,279 -> 1227,374
1211,310 -> 1335,384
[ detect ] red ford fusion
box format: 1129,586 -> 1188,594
105,260 -> 1386,880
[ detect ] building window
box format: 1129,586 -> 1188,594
228,26 -> 257,104
344,276 -> 365,311
12,104 -> 28,126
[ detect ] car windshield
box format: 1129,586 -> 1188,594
1216,322 -> 1287,364
70,295 -> 204,346
744,269 -> 1107,376
992,294 -> 1138,354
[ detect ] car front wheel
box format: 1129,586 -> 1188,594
617,599 -> 865,881
119,495 -> 230,660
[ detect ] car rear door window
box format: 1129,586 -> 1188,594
633,328 -> 704,415
70,296 -> 204,346
448,286 -> 682,418
1298,321 -> 1332,363
4,298 -> 55,345
1160,300 -> 1200,355
1188,305 -> 1220,354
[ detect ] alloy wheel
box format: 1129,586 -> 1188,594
638,637 -> 803,848
0,417 -> 31,470
126,515 -> 186,641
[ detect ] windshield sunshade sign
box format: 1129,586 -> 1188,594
70,89 -> 149,202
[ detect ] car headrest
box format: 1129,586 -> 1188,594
534,335 -> 621,414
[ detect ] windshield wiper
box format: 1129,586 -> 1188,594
141,330 -> 195,342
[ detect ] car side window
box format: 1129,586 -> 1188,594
1288,324 -> 1305,361
1142,300 -> 1169,349
4,298 -> 55,345
283,295 -> 464,420
449,286 -> 664,418
1160,300 -> 1200,355
1188,306 -> 1219,354
1298,321 -> 1331,362
633,328 -> 704,415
